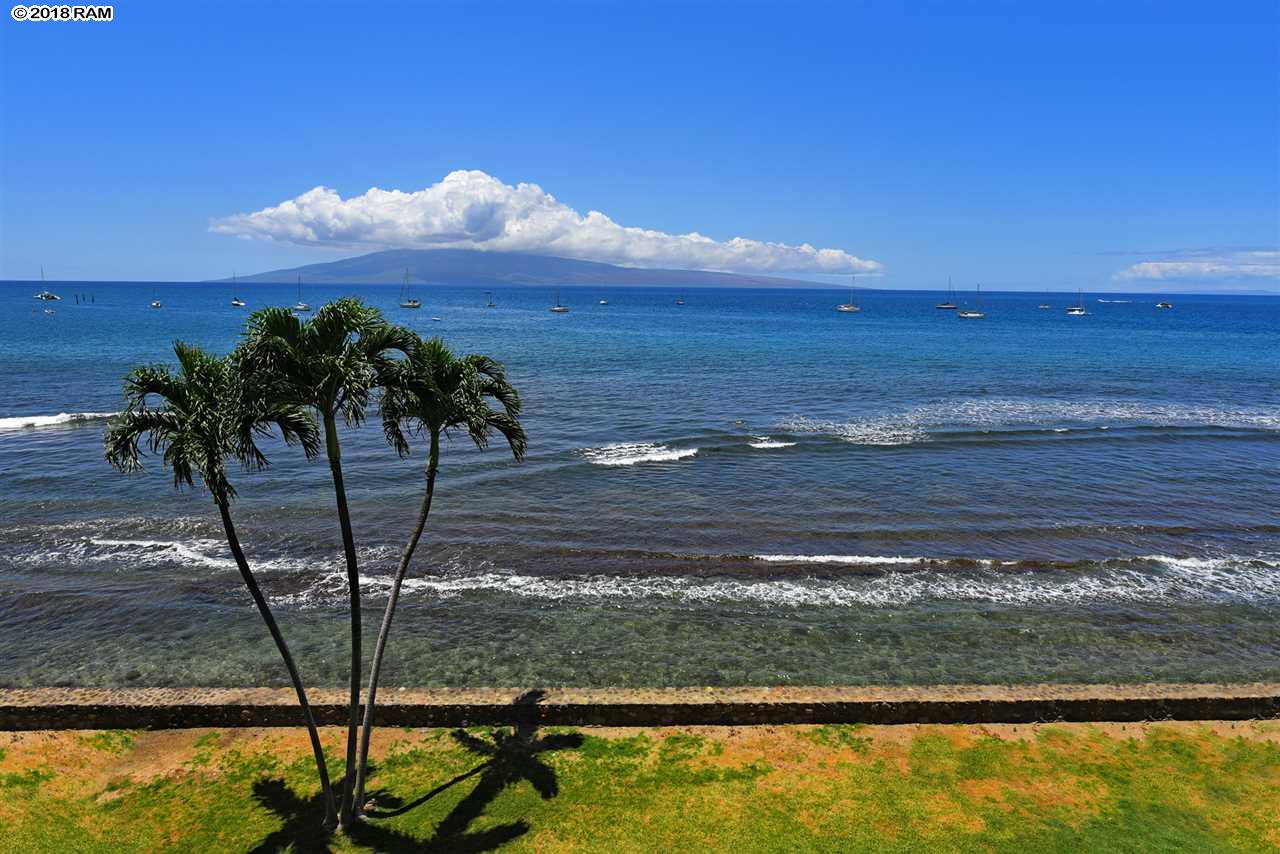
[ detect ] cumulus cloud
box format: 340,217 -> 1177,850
1114,249 -> 1279,282
211,170 -> 881,275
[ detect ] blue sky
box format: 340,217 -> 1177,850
2,1 -> 1276,291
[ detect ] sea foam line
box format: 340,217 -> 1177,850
778,398 -> 1280,446
277,554 -> 1280,609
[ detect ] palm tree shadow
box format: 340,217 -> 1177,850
249,689 -> 582,853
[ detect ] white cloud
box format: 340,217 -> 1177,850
1114,249 -> 1279,282
211,170 -> 881,275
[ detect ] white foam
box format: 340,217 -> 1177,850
779,416 -> 926,446
10,536 -> 396,578
748,436 -> 797,449
0,411 -> 116,433
582,442 -> 698,466
778,398 -> 1280,445
277,554 -> 1280,610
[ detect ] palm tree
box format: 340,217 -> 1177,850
351,336 -> 526,815
103,342 -> 338,829
234,299 -> 415,828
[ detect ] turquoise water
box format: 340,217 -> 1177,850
1,281 -> 1277,687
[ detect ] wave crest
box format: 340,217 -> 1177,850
582,442 -> 698,466
0,412 -> 117,433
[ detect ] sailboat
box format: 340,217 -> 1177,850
835,274 -> 861,312
150,287 -> 162,309
675,295 -> 685,306
1066,289 -> 1087,316
935,276 -> 957,310
33,267 -> 60,301
1155,300 -> 1173,309
230,272 -> 245,307
485,291 -> 497,308
549,289 -> 570,313
598,297 -> 609,305
293,275 -> 312,313
398,268 -> 421,309
957,284 -> 985,319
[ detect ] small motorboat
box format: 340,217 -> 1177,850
599,298 -> 609,305
150,299 -> 162,309
1156,301 -> 1173,309
675,295 -> 686,306
1038,303 -> 1051,309
431,315 -> 442,322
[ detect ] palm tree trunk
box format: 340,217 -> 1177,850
323,413 -> 363,829
352,433 -> 439,814
215,496 -> 338,829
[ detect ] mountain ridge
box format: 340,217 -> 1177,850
216,249 -> 830,288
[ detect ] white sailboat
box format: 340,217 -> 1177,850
293,275 -> 312,313
1066,289 -> 1087,315
231,273 -> 245,307
935,276 -> 957,310
957,284 -> 985,319
598,298 -> 609,305
398,268 -> 421,309
835,274 -> 861,312
549,289 -> 570,313
1156,301 -> 1173,309
485,291 -> 497,308
675,295 -> 685,305
150,286 -> 162,309
33,266 -> 60,301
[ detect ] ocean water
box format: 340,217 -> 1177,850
2,281 -> 1278,688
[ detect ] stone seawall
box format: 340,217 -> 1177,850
2,684 -> 1277,730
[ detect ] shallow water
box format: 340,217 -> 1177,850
1,282 -> 1277,687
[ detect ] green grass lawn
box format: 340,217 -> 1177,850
1,720 -> 1277,852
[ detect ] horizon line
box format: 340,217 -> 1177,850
4,278 -> 1276,297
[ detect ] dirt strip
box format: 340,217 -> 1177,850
2,684 -> 1277,729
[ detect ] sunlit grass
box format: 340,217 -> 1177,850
1,722 -> 1276,852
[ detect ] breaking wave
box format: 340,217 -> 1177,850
275,553 -> 1280,609
0,411 -> 116,433
582,442 -> 699,466
779,398 -> 1280,446
748,436 -> 797,449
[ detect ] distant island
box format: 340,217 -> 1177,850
217,249 -> 830,289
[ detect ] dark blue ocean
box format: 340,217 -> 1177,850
2,281 -> 1278,688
